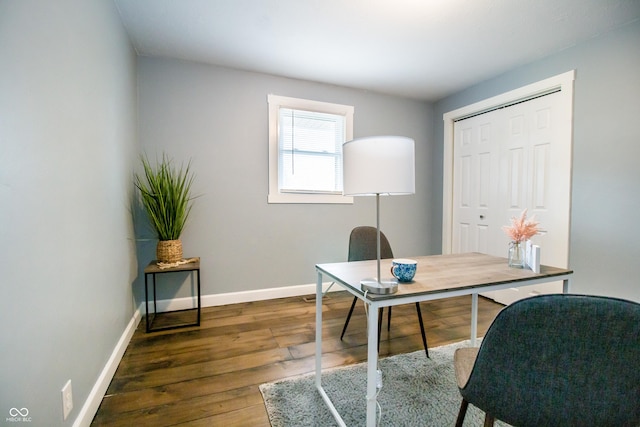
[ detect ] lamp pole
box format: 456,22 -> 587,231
376,193 -> 381,284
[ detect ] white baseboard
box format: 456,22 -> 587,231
145,281 -> 340,313
77,281 -> 339,425
73,309 -> 141,427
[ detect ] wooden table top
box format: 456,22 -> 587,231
144,258 -> 200,274
316,252 -> 572,300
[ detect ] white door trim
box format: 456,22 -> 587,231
442,70 -> 575,254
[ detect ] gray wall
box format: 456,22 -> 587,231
433,20 -> 640,302
136,57 -> 435,300
0,1 -> 138,425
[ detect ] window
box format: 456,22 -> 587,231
268,95 -> 354,204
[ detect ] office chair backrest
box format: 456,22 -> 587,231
461,294 -> 640,427
348,226 -> 394,262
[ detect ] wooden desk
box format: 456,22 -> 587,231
144,258 -> 201,333
314,252 -> 573,427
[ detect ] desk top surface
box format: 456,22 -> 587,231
316,252 -> 572,300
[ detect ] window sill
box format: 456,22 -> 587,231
268,193 -> 353,204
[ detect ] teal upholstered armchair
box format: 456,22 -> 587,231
454,294 -> 640,427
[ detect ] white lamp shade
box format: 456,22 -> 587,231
342,136 -> 415,196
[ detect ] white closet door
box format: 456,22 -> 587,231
452,111 -> 501,256
452,91 -> 572,305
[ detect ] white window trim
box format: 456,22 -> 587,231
268,94 -> 354,204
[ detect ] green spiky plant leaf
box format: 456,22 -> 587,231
134,154 -> 196,241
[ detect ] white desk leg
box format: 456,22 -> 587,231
314,272 -> 347,427
315,272 -> 323,389
366,302 -> 379,427
471,293 -> 478,347
563,277 -> 571,293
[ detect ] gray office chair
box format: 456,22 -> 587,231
339,226 -> 429,357
454,294 -> 640,427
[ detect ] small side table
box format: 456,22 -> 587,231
144,258 -> 201,333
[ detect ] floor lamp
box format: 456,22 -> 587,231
342,135 -> 415,294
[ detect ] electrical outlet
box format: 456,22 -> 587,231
61,380 -> 73,420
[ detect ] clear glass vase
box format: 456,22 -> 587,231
508,241 -> 526,268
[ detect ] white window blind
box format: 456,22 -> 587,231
278,108 -> 345,194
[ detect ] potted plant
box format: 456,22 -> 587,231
134,153 -> 196,263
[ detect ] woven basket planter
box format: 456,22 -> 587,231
156,239 -> 183,263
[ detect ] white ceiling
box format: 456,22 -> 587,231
114,0 -> 640,101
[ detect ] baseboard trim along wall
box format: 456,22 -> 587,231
73,309 -> 141,427
77,281 -> 339,425
145,281 -> 340,313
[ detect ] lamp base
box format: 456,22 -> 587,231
360,278 -> 399,295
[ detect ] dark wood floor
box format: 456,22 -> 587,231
91,291 -> 504,426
